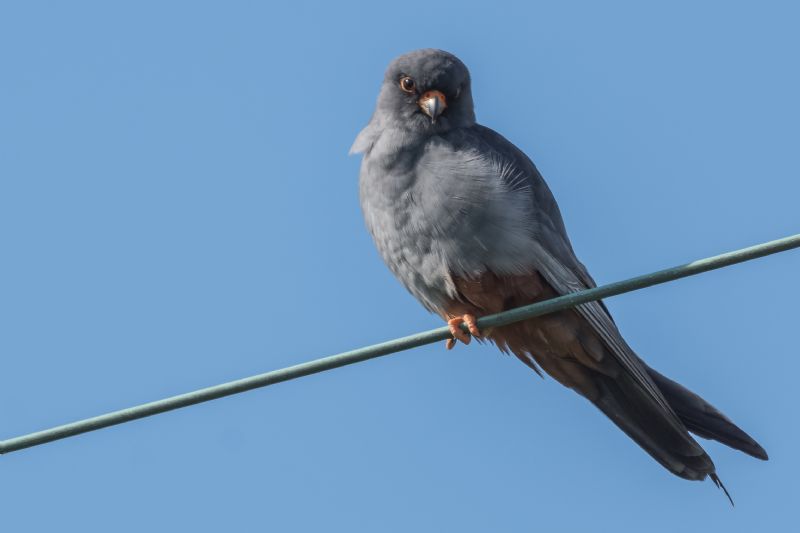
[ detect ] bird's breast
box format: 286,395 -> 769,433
359,150 -> 540,314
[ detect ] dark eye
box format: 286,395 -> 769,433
399,76 -> 416,93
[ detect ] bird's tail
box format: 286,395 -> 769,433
586,366 -> 719,482
643,364 -> 769,461
576,366 -> 729,504
584,361 -> 767,499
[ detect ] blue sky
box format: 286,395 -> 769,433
1,1 -> 798,531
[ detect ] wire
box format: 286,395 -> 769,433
1,233 -> 798,455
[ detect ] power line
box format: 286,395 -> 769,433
1,233 -> 798,455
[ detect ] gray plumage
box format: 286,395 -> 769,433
353,49 -> 766,499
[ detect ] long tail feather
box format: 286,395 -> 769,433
644,365 -> 768,460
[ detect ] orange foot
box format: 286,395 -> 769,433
446,314 -> 482,350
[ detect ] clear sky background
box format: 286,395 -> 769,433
1,1 -> 798,531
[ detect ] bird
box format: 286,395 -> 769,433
352,48 -> 767,501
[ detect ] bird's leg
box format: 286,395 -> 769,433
446,314 -> 482,350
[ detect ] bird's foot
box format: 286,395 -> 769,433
445,314 -> 481,350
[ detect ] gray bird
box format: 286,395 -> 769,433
353,49 -> 766,499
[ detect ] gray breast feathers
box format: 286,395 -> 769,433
359,129 -> 547,314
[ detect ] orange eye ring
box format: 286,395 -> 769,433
399,76 -> 416,93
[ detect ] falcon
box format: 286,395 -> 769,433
353,49 -> 766,500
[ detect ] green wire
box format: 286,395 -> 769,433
2,233 -> 798,455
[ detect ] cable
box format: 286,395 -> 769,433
1,233 -> 798,455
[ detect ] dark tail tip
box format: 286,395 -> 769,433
749,443 -> 769,461
644,365 -> 769,461
710,473 -> 734,507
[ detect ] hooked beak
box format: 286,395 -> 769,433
418,90 -> 447,123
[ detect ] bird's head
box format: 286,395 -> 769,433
375,49 -> 476,133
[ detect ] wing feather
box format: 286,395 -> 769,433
473,125 -> 705,453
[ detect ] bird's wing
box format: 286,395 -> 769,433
470,125 -> 699,442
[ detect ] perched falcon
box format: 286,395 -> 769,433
353,48 -> 766,500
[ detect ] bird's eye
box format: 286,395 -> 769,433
399,76 -> 416,93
